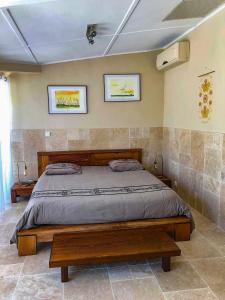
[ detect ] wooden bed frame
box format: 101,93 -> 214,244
17,149 -> 191,256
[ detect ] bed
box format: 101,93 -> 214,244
13,149 -> 193,256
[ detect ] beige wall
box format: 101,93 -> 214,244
163,9 -> 225,230
163,8 -> 225,132
11,51 -> 164,130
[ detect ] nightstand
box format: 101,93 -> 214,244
156,175 -> 172,188
11,182 -> 37,203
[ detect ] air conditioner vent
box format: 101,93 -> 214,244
156,41 -> 190,71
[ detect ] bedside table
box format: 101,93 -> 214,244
156,175 -> 172,188
11,182 -> 37,203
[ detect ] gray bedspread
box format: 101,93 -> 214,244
11,166 -> 194,243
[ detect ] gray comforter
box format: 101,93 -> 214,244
11,167 -> 194,243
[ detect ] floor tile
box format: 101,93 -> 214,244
13,273 -> 63,300
177,235 -> 221,259
0,245 -> 24,265
151,261 -> 206,292
64,269 -> 113,300
22,243 -> 57,275
2,202 -> 225,299
171,254 -> 187,262
189,229 -> 204,239
199,227 -> 225,247
148,257 -> 161,264
69,263 -> 107,273
148,256 -> 187,265
0,276 -> 18,300
112,277 -> 164,300
164,288 -> 217,300
129,263 -> 153,279
127,259 -> 148,265
0,224 -> 7,232
107,261 -> 129,268
107,265 -> 132,282
0,209 -> 21,224
0,223 -> 16,245
192,211 -> 217,232
0,263 -> 23,278
190,257 -> 225,299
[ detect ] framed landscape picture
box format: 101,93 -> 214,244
104,74 -> 141,102
47,85 -> 87,114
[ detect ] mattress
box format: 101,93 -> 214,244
11,166 -> 194,243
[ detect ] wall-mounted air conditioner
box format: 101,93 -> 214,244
156,41 -> 190,71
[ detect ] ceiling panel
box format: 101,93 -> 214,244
109,27 -> 190,54
152,18 -> 202,30
164,0 -> 225,20
32,35 -> 112,64
0,12 -> 23,50
122,0 -> 184,33
9,0 -> 132,46
0,0 -> 224,64
0,47 -> 35,63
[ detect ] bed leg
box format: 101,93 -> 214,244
18,235 -> 37,256
174,223 -> 191,241
61,267 -> 69,282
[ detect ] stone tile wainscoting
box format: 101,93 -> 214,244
163,127 -> 225,230
11,126 -> 225,230
11,127 -> 163,181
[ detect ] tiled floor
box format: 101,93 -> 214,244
1,200 -> 225,299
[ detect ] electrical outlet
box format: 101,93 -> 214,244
45,131 -> 51,137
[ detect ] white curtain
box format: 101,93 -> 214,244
0,76 -> 12,212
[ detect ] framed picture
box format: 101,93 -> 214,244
47,85 -> 87,114
104,74 -> 141,102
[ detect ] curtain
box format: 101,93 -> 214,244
0,76 -> 12,212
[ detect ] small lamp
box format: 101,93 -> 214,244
153,154 -> 164,176
16,161 -> 28,184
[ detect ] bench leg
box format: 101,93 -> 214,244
162,257 -> 171,272
61,267 -> 69,282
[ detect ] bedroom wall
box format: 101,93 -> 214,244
10,52 -> 164,181
163,8 -> 225,229
11,52 -> 163,129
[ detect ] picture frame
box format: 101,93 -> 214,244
104,74 -> 141,102
47,85 -> 88,114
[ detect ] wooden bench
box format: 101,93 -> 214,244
49,228 -> 181,282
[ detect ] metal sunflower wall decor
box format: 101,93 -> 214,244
198,70 -> 215,122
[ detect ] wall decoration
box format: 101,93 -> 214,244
48,85 -> 87,114
198,71 -> 214,122
104,74 -> 141,102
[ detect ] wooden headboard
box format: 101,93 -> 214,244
37,149 -> 142,177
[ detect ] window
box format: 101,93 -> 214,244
0,75 -> 12,212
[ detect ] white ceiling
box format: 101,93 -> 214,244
0,0 -> 224,65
